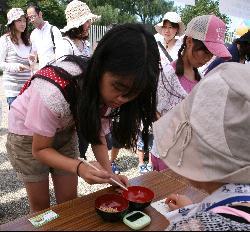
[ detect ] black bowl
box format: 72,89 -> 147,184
95,194 -> 129,222
122,186 -> 154,211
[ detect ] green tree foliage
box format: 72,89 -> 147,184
93,4 -> 136,25
118,0 -> 176,25
180,0 -> 231,28
1,0 -> 232,32
85,0 -> 176,25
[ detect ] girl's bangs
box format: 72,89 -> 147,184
123,70 -> 147,98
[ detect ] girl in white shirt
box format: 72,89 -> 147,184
0,8 -> 31,107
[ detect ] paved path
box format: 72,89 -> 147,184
0,77 -> 140,225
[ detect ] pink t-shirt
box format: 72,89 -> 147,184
8,79 -> 110,137
171,61 -> 198,93
179,76 -> 198,93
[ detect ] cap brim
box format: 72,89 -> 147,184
153,100 -> 207,181
205,41 -> 232,60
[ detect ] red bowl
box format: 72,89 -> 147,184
95,194 -> 129,222
122,186 -> 154,210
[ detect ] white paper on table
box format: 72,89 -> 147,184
150,199 -> 173,219
151,198 -> 200,223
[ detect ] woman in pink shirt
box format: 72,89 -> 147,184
151,15 -> 232,171
6,24 -> 160,213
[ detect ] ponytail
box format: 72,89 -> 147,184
175,36 -> 187,77
176,36 -> 202,81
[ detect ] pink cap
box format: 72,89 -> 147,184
185,15 -> 232,59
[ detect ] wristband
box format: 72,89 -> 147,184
76,161 -> 83,177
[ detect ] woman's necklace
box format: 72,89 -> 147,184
165,38 -> 176,51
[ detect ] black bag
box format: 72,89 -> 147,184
157,41 -> 173,63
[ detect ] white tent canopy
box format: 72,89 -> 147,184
176,0 -> 250,19
219,0 -> 250,20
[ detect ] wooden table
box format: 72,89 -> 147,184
0,170 -> 207,231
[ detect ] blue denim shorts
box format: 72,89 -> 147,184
7,97 -> 17,109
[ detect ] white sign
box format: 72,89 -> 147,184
175,0 -> 195,6
219,0 -> 250,19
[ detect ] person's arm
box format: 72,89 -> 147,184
55,39 -> 74,59
0,35 -> 29,72
91,136 -> 112,172
92,136 -> 129,187
32,133 -> 112,184
29,32 -> 38,64
52,26 -> 63,50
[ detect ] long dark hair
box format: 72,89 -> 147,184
44,24 -> 159,151
176,36 -> 210,81
64,26 -> 88,40
72,23 -> 160,151
7,19 -> 30,46
236,41 -> 250,62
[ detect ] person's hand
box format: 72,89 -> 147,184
109,173 -> 129,188
78,161 -> 112,184
165,193 -> 193,211
29,54 -> 36,63
19,64 -> 30,72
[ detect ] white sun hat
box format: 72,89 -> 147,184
6,8 -> 25,26
154,12 -> 185,36
61,0 -> 101,33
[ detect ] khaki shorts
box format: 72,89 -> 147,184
6,128 -> 79,182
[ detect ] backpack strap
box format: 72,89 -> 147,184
19,66 -> 88,160
50,26 -> 56,53
19,67 -> 69,99
157,41 -> 173,63
63,37 -> 75,55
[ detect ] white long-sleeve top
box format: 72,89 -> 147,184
0,34 -> 31,97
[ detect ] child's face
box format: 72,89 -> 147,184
99,72 -> 138,108
186,38 -> 213,68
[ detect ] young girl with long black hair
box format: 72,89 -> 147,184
6,23 -> 160,213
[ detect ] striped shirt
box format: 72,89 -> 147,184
0,34 -> 31,97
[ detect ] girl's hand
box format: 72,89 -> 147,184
165,193 -> 193,211
29,54 -> 36,63
19,64 -> 30,72
109,173 -> 129,188
78,161 -> 112,184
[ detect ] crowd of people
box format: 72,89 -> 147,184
0,0 -> 249,230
